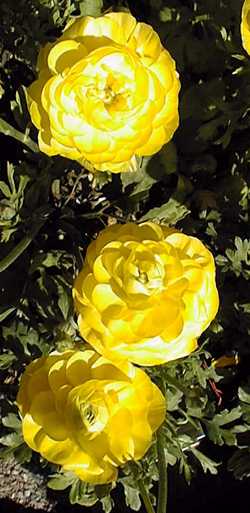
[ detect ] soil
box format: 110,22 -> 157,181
0,457 -> 55,511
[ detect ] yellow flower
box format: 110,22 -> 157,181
17,349 -> 165,484
27,12 -> 180,172
241,0 -> 250,54
73,222 -> 219,366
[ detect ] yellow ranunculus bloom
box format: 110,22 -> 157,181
17,349 -> 165,484
73,222 -> 219,366
27,12 -> 180,172
241,0 -> 250,54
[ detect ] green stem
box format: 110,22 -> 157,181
0,117 -> 39,152
156,428 -> 168,513
137,479 -> 156,513
0,223 -> 44,273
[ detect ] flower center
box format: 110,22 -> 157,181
88,80 -> 121,106
122,252 -> 165,299
79,400 -> 109,435
99,85 -> 116,104
80,403 -> 97,429
86,66 -> 131,110
137,270 -> 149,284
134,259 -> 164,290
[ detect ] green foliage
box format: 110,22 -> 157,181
122,481 -> 141,511
0,163 -> 30,242
216,237 -> 250,278
76,0 -> 103,17
140,198 -> 190,224
227,383 -> 250,479
0,413 -> 32,464
204,407 -> 244,446
0,351 -> 17,369
47,472 -> 76,490
48,472 -> 114,511
0,0 -> 250,511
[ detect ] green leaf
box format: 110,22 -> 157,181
11,86 -> 30,131
0,432 -> 23,448
42,252 -> 61,267
14,444 -> 32,464
0,307 -> 16,322
0,352 -> 17,369
191,447 -> 220,474
78,0 -> 103,17
166,387 -> 183,411
122,483 -> 141,511
140,198 -> 190,224
185,387 -> 207,418
238,386 -> 250,404
0,447 -> 14,458
123,145 -> 177,198
48,472 -> 76,490
100,496 -> 114,513
58,285 -> 70,320
0,117 -> 39,152
205,407 -> 243,446
160,7 -> 173,22
179,457 -> 193,483
219,237 -> 250,278
121,157 -> 155,194
164,448 -> 177,466
69,480 -> 97,506
214,407 -> 242,426
207,425 -> 237,446
157,142 -> 177,175
7,163 -> 16,194
0,181 -> 11,198
2,414 -> 21,430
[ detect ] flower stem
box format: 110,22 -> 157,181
0,117 -> 39,152
138,479 -> 156,513
0,221 -> 45,273
156,428 -> 168,513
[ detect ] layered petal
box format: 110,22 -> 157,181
27,12 -> 180,172
17,349 -> 165,484
73,222 -> 219,366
